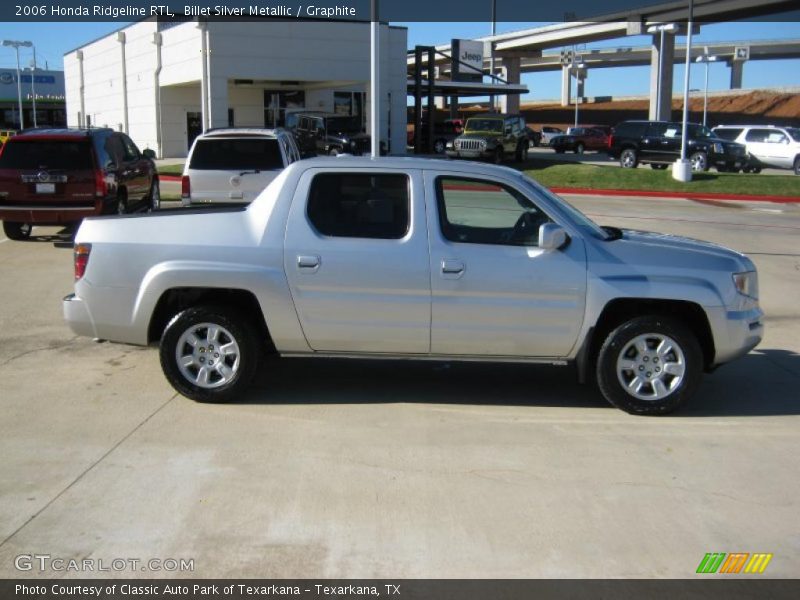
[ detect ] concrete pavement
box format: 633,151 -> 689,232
0,195 -> 798,578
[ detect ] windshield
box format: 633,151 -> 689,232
465,118 -> 503,133
688,124 -> 714,138
189,138 -> 283,170
518,173 -> 611,241
327,117 -> 362,134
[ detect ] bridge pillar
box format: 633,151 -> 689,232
561,66 -> 571,107
500,56 -> 521,114
729,60 -> 744,89
649,31 -> 675,121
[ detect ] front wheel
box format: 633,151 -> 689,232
596,316 -> 703,415
159,305 -> 261,403
2,221 -> 32,241
433,138 -> 446,154
147,179 -> 161,211
575,143 -> 585,155
794,157 -> 800,176
690,151 -> 709,172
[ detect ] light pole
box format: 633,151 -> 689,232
489,0 -> 496,113
571,55 -> 586,129
672,0 -> 694,182
2,39 -> 33,130
646,23 -> 678,120
696,48 -> 718,127
28,45 -> 38,128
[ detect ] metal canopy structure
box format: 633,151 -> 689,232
406,79 -> 528,97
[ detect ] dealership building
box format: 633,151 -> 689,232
0,68 -> 66,129
64,19 -> 408,157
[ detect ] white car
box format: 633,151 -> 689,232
713,125 -> 800,175
181,128 -> 302,205
540,126 -> 565,146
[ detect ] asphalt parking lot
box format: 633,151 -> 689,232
0,194 -> 798,578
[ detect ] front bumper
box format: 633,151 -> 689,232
445,148 -> 494,160
63,293 -> 97,339
709,306 -> 764,366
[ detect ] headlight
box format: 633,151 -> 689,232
454,140 -> 460,149
713,142 -> 724,154
733,271 -> 758,299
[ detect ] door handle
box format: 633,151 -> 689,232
297,255 -> 320,270
441,259 -> 465,276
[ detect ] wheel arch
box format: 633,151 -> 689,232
576,297 -> 715,383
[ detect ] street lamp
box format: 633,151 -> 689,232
646,23 -> 678,120
2,39 -> 33,130
673,0 -> 694,182
696,48 -> 718,127
572,61 -> 586,129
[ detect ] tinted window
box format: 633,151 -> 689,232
713,128 -> 743,141
436,177 -> 551,247
688,125 -> 713,138
189,138 -> 283,170
120,135 -> 141,161
745,129 -> 772,143
307,173 -> 409,239
326,117 -> 361,134
466,118 -> 503,132
0,140 -> 93,170
616,122 -> 648,138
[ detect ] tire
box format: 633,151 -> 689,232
493,148 -> 504,164
575,143 -> 585,155
596,316 -> 703,416
620,148 -> 638,168
650,163 -> 668,170
159,305 -> 261,403
751,167 -> 762,174
147,178 -> 161,212
328,147 -> 340,156
516,141 -> 529,162
2,221 -> 32,241
116,192 -> 128,215
689,151 -> 709,172
794,157 -> 800,176
533,137 -> 540,148
433,139 -> 446,154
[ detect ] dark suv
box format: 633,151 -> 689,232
292,112 -> 373,157
608,120 -> 747,172
0,128 -> 158,240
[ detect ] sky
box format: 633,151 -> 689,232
1,20 -> 799,101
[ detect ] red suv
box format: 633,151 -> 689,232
0,128 -> 159,240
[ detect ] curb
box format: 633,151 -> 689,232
549,187 -> 799,204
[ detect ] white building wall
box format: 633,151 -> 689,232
66,19 -> 409,157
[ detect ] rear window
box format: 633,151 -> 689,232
615,122 -> 648,138
713,128 -> 743,141
189,138 -> 283,170
0,140 -> 93,170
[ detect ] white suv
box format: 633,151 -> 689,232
713,125 -> 800,175
181,128 -> 302,205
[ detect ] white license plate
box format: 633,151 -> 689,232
36,183 -> 55,194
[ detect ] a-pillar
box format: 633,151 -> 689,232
207,75 -> 229,130
561,65 -> 571,107
729,60 -> 744,89
649,31 -> 675,120
499,56 -> 521,114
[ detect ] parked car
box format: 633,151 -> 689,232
608,120 -> 748,172
523,126 -> 542,148
181,128 -> 301,207
446,114 -> 529,163
551,127 -> 609,154
712,125 -> 800,175
292,112 -> 372,157
0,127 -> 158,241
408,119 -> 463,154
540,126 -> 564,146
64,157 -> 763,416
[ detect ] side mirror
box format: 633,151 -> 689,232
539,223 -> 568,251
142,148 -> 156,159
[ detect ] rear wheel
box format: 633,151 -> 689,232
116,191 -> 128,215
159,305 -> 261,403
596,316 -> 703,415
575,143 -> 585,155
328,147 -> 340,156
794,157 -> 800,176
433,138 -> 446,154
620,148 -> 638,168
2,221 -> 32,241
147,179 -> 161,212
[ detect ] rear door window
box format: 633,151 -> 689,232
745,129 -> 772,143
0,140 -> 93,170
189,138 -> 284,170
307,173 -> 410,239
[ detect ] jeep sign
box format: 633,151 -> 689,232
452,39 -> 484,82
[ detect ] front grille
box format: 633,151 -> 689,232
459,140 -> 484,151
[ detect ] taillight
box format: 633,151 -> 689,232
607,134 -> 614,149
74,243 -> 92,281
94,170 -> 105,197
181,175 -> 190,199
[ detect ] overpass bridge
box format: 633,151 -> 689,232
407,0 -> 799,119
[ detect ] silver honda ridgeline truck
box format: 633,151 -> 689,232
64,158 -> 763,415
